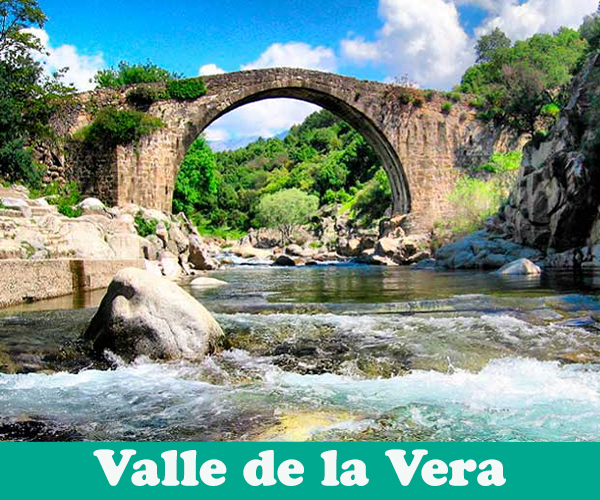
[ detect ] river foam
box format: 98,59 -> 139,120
1,356 -> 599,441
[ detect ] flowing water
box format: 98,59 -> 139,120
2,265 -> 600,442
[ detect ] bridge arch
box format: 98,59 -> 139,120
177,70 -> 412,214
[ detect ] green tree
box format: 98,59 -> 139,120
314,151 -> 348,197
0,0 -> 67,187
173,136 -> 218,215
501,62 -> 549,136
0,0 -> 47,61
257,188 -> 319,245
476,28 -> 512,63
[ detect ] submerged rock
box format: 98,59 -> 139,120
190,277 -> 228,288
83,268 -> 225,362
0,418 -> 81,442
496,258 -> 542,276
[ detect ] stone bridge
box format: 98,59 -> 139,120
52,68 -> 507,230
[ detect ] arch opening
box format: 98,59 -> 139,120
182,86 -> 411,215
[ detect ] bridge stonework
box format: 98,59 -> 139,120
53,69 -> 509,231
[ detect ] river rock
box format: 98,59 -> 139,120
1,197 -> 31,218
159,251 -> 183,278
285,244 -> 304,256
374,237 -> 402,258
337,238 -> 362,257
168,223 -> 189,254
107,233 -> 144,260
378,215 -> 406,239
189,235 -> 219,270
83,268 -> 225,362
143,259 -> 163,277
435,231 -> 543,270
61,220 -> 115,259
155,221 -> 169,247
78,198 -> 106,215
231,244 -> 272,261
273,255 -> 296,267
106,214 -> 136,235
496,258 -> 542,276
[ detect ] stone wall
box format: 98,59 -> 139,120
43,68 -> 512,232
0,259 -> 144,309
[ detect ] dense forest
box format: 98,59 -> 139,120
173,110 -> 391,236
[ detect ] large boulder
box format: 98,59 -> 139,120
285,244 -> 304,257
60,220 -> 115,259
435,231 -> 543,270
374,237 -> 402,258
83,268 -> 225,362
337,238 -> 362,257
496,258 -> 542,276
378,215 -> 406,239
1,197 -> 31,217
159,250 -> 183,278
106,214 -> 136,235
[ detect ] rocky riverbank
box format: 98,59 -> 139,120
0,185 -> 222,279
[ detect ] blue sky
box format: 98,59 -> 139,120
34,0 -> 598,147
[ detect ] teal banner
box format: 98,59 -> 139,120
0,443 -> 593,498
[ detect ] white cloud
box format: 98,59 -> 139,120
207,99 -> 320,140
24,28 -> 104,91
242,42 -> 337,72
205,42 -> 335,148
199,63 -> 225,76
475,0 -> 598,41
341,0 -> 474,89
204,127 -> 230,142
341,0 -> 598,90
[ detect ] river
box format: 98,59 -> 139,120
1,264 -> 600,441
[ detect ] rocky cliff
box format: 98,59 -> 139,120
488,54 -> 600,265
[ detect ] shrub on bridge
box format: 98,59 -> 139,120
94,62 -> 179,88
166,77 -> 207,101
76,107 -> 165,148
126,85 -> 169,109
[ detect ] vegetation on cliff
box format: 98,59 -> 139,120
434,151 -> 522,241
459,24 -> 593,136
